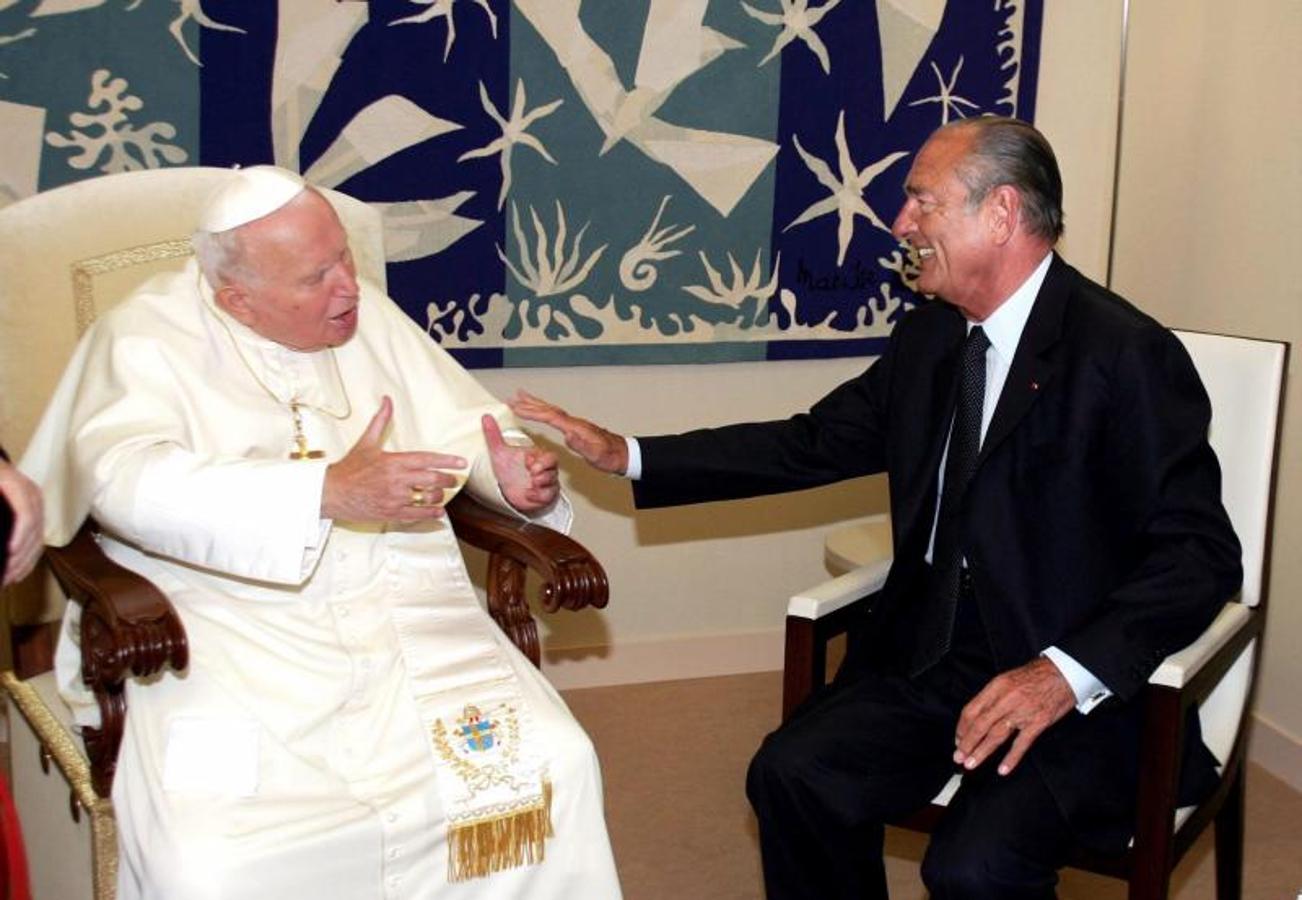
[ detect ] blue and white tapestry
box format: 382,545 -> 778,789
0,0 -> 1042,368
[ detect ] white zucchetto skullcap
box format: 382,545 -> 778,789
197,165 -> 307,234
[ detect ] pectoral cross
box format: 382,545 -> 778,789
288,401 -> 326,460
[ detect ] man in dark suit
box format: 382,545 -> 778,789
512,117 -> 1240,899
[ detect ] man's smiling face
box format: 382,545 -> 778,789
891,128 -> 999,319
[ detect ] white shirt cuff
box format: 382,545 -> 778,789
1042,646 -> 1112,714
624,436 -> 642,480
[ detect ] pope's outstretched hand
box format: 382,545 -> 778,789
508,391 -> 629,476
482,414 -> 560,513
323,396 -> 467,522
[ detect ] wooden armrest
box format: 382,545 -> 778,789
44,520 -> 187,797
447,493 -> 608,613
1148,601 -> 1256,693
446,493 -> 609,667
46,522 -> 189,681
782,558 -> 891,720
787,557 -> 892,620
1127,604 -> 1264,873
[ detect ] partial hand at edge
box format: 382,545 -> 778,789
508,390 -> 629,475
0,458 -> 44,587
482,413 -> 560,514
322,396 -> 467,523
953,656 -> 1077,777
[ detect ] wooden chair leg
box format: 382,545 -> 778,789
1127,687 -> 1184,900
782,617 -> 822,721
1213,765 -> 1245,900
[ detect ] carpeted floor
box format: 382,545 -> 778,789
563,671 -> 1302,900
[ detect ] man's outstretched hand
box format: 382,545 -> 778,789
508,390 -> 629,475
322,396 -> 467,523
482,414 -> 560,514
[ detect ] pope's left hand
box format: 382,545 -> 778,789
953,656 -> 1076,777
483,414 -> 560,514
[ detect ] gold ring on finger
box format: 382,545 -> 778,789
410,486 -> 426,506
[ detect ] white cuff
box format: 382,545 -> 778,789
1042,646 -> 1112,714
624,436 -> 642,480
528,491 -> 574,534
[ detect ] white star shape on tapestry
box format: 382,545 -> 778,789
785,110 -> 908,267
740,0 -> 842,75
908,57 -> 980,125
458,80 -> 563,210
390,0 -> 499,63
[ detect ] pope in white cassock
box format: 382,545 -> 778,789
20,166 -> 623,900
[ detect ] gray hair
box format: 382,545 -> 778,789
191,226 -> 255,288
943,116 -> 1064,242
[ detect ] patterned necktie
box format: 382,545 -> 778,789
913,325 -> 989,675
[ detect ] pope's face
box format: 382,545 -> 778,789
228,190 -> 361,351
890,129 -> 995,318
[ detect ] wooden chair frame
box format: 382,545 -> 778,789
0,169 -> 611,809
7,493 -> 606,801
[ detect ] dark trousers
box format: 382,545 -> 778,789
747,575 -> 1076,900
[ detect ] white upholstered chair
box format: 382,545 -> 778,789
0,168 -> 608,899
782,330 -> 1288,900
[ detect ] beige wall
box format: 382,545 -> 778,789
1109,0 -> 1302,788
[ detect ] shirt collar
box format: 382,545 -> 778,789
968,252 -> 1053,366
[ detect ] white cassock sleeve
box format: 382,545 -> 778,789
62,324 -> 332,585
97,448 -> 331,585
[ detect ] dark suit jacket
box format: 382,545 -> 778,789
633,255 -> 1241,852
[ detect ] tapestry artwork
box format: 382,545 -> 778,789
0,0 -> 1043,368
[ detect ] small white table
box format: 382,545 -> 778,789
823,513 -> 893,575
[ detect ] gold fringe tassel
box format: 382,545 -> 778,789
447,780 -> 554,882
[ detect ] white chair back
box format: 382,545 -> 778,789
1174,330 -> 1286,770
1174,330 -> 1286,610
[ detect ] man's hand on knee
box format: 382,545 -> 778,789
953,657 -> 1076,776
